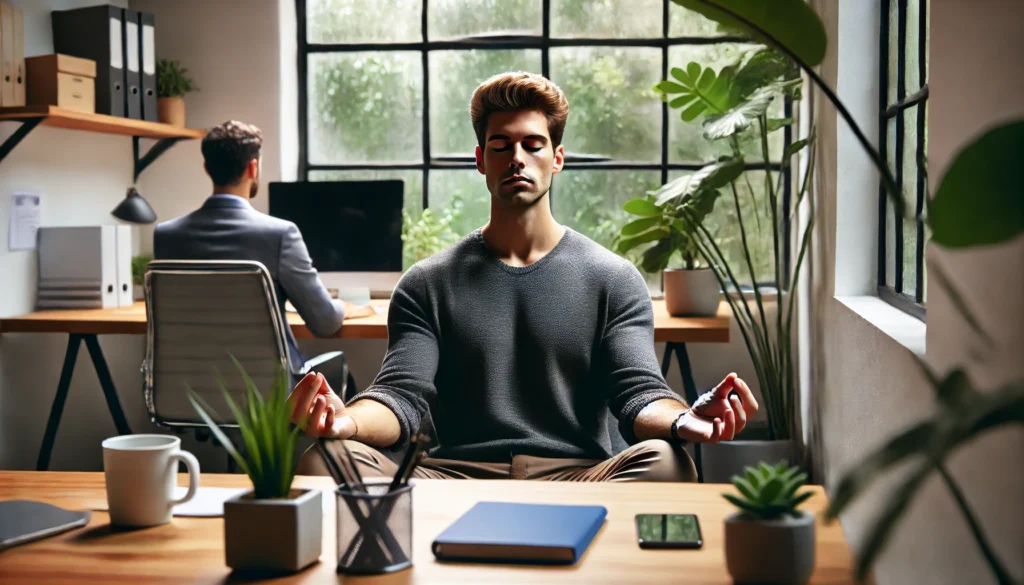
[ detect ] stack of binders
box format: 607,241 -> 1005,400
51,4 -> 158,121
0,1 -> 26,107
36,226 -> 135,310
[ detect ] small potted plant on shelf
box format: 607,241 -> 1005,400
156,58 -> 198,127
131,253 -> 152,301
723,461 -> 816,585
617,170 -> 730,317
188,359 -> 321,574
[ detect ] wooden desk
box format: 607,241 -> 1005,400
0,472 -> 856,585
0,301 -> 729,473
0,299 -> 730,342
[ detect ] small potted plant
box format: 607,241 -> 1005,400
188,359 -> 321,574
723,461 -> 816,585
156,58 -> 198,127
618,162 -> 736,316
131,253 -> 152,301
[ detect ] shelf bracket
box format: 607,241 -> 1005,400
0,118 -> 44,165
133,135 -> 188,182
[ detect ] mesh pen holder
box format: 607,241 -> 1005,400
336,482 -> 413,575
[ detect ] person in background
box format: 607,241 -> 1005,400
154,120 -> 374,375
290,73 -> 758,482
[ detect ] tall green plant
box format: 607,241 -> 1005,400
187,357 -> 301,500
667,1 -> 1024,583
401,206 -> 461,269
621,45 -> 809,442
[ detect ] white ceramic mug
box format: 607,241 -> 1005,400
102,434 -> 200,527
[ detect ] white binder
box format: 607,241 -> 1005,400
0,1 -> 13,106
37,226 -> 119,310
115,225 -> 134,307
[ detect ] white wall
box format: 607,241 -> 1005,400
1,0 -> 769,472
813,1 -> 1024,583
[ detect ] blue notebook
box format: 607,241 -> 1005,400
431,502 -> 607,565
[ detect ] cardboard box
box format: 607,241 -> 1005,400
26,53 -> 97,114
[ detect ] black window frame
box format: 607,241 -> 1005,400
878,0 -> 927,321
295,0 -> 793,286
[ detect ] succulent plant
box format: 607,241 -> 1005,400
723,461 -> 813,520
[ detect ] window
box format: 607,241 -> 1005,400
879,0 -> 928,320
297,0 -> 790,282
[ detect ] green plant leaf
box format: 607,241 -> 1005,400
623,198 -> 660,217
734,49 -> 796,98
649,158 -> 743,206
767,117 -> 793,132
781,471 -> 808,500
759,477 -> 784,504
786,491 -> 814,510
186,390 -> 250,476
658,61 -> 739,122
853,462 -> 934,581
785,138 -> 809,159
731,475 -> 758,501
703,85 -> 775,140
640,239 -> 675,273
723,493 -> 763,515
617,226 -> 670,254
745,467 -> 761,489
671,0 -> 828,66
655,80 -> 687,94
759,461 -> 773,480
621,217 -> 663,236
929,120 -> 1024,248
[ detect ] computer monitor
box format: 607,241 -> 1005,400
268,180 -> 404,295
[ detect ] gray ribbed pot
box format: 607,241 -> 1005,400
700,440 -> 799,484
224,488 -> 322,573
724,511 -> 816,585
663,268 -> 720,316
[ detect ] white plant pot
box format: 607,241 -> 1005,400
725,511 -> 816,585
663,268 -> 720,316
133,284 -> 144,301
701,440 -> 799,484
224,488 -> 322,573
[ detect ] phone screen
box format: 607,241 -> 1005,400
635,514 -> 703,549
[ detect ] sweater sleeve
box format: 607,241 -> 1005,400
349,265 -> 439,451
602,262 -> 685,444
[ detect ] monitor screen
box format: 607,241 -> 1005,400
268,180 -> 403,273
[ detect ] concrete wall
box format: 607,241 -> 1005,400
812,0 -> 1024,583
1,0 -> 769,472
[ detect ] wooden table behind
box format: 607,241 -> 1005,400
0,472 -> 854,585
0,300 -> 730,343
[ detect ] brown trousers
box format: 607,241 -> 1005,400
298,439 -> 697,483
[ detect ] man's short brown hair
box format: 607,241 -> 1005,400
201,120 -> 264,186
470,72 -> 569,148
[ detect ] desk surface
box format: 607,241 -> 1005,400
0,471 -> 854,585
0,300 -> 730,343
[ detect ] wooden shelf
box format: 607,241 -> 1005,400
0,105 -> 204,139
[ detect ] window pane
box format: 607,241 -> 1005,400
668,44 -> 784,163
551,0 -> 662,39
670,5 -> 724,37
308,170 -> 423,213
901,104 -> 920,297
671,170 -> 775,285
307,0 -> 421,44
428,169 -> 491,237
308,52 -> 423,163
428,0 -> 541,40
905,0 -> 922,94
550,47 -> 662,161
887,0 -> 899,103
884,117 -> 897,287
430,50 -> 543,158
553,170 -> 663,289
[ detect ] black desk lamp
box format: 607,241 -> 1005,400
111,186 -> 157,224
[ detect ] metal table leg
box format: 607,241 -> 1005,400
661,341 -> 704,483
36,333 -> 133,471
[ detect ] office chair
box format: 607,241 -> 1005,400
141,260 -> 350,437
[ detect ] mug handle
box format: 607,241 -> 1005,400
169,450 -> 200,506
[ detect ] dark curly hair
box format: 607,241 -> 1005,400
201,120 -> 263,186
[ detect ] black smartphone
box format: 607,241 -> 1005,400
635,514 -> 703,549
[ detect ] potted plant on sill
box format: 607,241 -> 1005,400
156,58 -> 198,127
618,38 -> 811,480
617,167 -> 733,317
188,359 -> 321,574
723,460 -> 816,585
671,2 -> 1023,584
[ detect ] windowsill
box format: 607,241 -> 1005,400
836,295 -> 926,355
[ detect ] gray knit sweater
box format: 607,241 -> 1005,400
353,227 -> 681,461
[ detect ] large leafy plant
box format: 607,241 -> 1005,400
620,44 -> 809,442
187,358 -> 301,500
669,1 -> 1024,583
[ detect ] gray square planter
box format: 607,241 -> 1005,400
725,510 -> 816,585
224,488 -> 322,573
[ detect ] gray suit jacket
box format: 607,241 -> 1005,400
153,194 -> 345,370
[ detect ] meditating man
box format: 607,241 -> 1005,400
154,120 -> 374,375
290,73 -> 758,482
